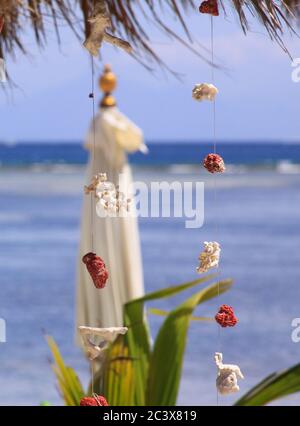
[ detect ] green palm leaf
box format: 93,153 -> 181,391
123,274 -> 217,405
148,307 -> 213,322
47,336 -> 85,406
124,275 -> 215,406
235,362 -> 300,406
146,279 -> 232,406
102,336 -> 135,406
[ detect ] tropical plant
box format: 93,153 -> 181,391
0,1 -> 299,69
47,336 -> 85,406
47,273 -> 300,406
235,362 -> 300,406
48,273 -> 233,406
48,331 -> 300,406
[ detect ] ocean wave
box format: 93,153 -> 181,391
0,213 -> 30,224
133,162 -> 300,174
2,161 -> 299,174
0,163 -> 300,197
276,160 -> 300,174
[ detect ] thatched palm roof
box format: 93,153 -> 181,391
0,1 -> 299,68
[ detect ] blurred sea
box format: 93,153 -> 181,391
2,141 -> 300,169
0,142 -> 300,406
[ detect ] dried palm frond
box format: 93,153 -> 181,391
227,0 -> 299,56
0,1 -> 299,69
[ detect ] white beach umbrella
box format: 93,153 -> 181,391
76,65 -> 146,346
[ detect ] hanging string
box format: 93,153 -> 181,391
89,55 -> 97,253
210,14 -> 221,407
210,15 -> 219,288
91,358 -> 95,394
89,0 -> 97,393
88,56 -> 97,397
211,16 -> 217,155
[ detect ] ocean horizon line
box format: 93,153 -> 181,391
1,142 -> 300,168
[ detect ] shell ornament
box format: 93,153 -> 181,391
192,83 -> 218,102
78,326 -> 128,361
197,241 -> 220,273
215,352 -> 244,395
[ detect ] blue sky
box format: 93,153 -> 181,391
0,7 -> 299,142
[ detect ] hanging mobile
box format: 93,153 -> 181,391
196,6 -> 243,399
79,1 -> 133,407
81,26 -> 110,290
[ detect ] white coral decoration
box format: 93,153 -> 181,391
96,178 -> 131,216
78,326 -> 128,361
197,241 -> 220,273
84,173 -> 107,195
192,83 -> 218,101
85,173 -> 131,215
215,352 -> 244,395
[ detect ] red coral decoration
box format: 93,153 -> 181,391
82,252 -> 109,289
215,304 -> 238,328
203,153 -> 225,173
80,395 -> 109,406
199,0 -> 219,16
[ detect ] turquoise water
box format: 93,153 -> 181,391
0,158 -> 300,405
